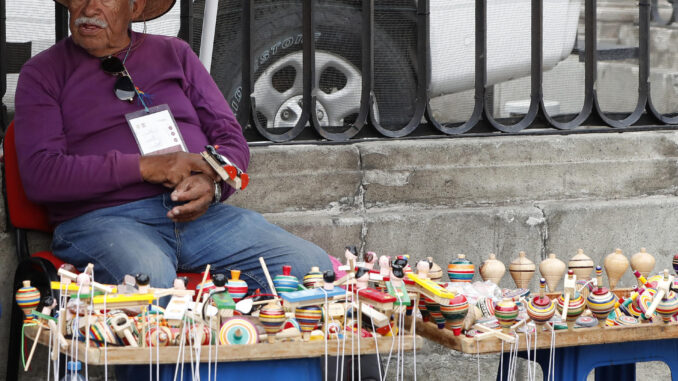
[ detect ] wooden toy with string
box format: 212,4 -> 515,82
645,269 -> 674,318
201,144 -> 249,190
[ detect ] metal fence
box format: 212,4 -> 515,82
2,0 -> 678,143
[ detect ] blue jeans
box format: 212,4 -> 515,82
53,193 -> 332,293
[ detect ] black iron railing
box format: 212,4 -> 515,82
2,0 -> 678,141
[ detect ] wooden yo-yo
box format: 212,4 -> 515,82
15,280 -> 40,322
303,266 -> 324,289
539,253 -> 566,292
273,265 -> 299,293
604,248 -> 629,290
586,266 -> 616,327
259,302 -> 286,343
426,256 -> 444,281
294,305 -> 323,340
494,298 -> 519,334
568,249 -> 594,280
526,278 -> 556,326
509,251 -> 535,289
227,270 -> 248,302
439,294 -> 469,336
631,248 -> 655,287
479,253 -> 505,285
447,254 -> 474,283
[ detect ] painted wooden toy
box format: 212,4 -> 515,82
145,326 -> 173,347
440,294 -> 469,336
427,256 -> 444,281
416,260 -> 431,279
569,248 -> 594,280
135,273 -> 150,294
364,251 -> 377,270
604,248 -> 629,290
539,253 -> 566,292
15,280 -> 40,322
673,254 -> 678,274
355,267 -> 369,290
509,251 -> 535,289
631,248 -> 655,286
302,267 -> 323,289
586,266 -> 616,327
637,289 -> 657,321
526,278 -> 556,325
645,269 -> 675,319
479,253 -> 505,285
424,297 -> 446,329
273,265 -> 299,293
259,302 -> 286,343
494,298 -> 519,333
227,270 -> 248,302
656,288 -> 678,324
219,317 -> 258,345
379,255 -> 391,279
556,270 -> 585,329
294,305 -> 323,340
448,254 -> 474,283
108,311 -> 139,347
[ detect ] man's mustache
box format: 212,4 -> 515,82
74,17 -> 108,28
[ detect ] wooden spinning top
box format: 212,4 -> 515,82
15,280 -> 40,322
630,248 -> 655,285
586,266 -> 616,326
509,251 -> 535,289
427,256 -> 444,281
303,267 -> 324,289
479,253 -> 505,285
568,249 -> 594,280
273,265 -> 299,293
526,278 -> 555,325
494,298 -> 519,333
539,253 -> 566,292
259,302 -> 286,343
227,270 -> 248,302
604,248 -> 629,290
447,254 -> 474,283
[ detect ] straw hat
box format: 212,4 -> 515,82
54,0 -> 176,22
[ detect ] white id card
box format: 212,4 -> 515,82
126,104 -> 188,156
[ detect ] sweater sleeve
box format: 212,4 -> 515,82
178,41 -> 250,200
14,63 -> 143,204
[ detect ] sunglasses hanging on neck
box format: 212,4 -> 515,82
101,55 -> 136,103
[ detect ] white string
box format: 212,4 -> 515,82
338,290 -> 350,381
355,289 -> 361,381
72,284 -> 84,379
411,301 -> 417,381
46,327 -> 52,381
532,327 -> 538,381
156,300 -> 161,381
476,338 -> 480,381
319,288 -> 330,381
208,314 -> 213,381
548,325 -> 556,381
499,340 -> 504,381
214,319 -> 219,380
525,328 -> 531,381
368,310 -> 382,381
173,319 -> 187,381
103,292 -> 109,381
380,290 -> 401,381
148,307 -> 153,381
85,275 -> 95,380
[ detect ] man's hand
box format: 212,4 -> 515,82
140,152 -> 218,188
167,173 -> 215,222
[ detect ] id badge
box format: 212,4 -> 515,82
126,104 -> 188,156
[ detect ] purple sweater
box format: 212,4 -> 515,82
14,32 -> 249,224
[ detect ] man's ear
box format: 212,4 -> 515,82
131,0 -> 147,20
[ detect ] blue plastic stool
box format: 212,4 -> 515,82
497,338 -> 678,381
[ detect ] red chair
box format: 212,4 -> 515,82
3,121 -> 205,379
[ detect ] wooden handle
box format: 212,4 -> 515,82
561,293 -> 570,320
259,257 -> 278,297
24,324 -> 43,371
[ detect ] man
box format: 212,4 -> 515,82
14,0 -> 333,294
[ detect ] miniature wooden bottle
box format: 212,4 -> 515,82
273,265 -> 299,293
227,270 -> 248,302
631,248 -> 655,286
259,302 -> 287,343
568,248 -> 594,280
479,253 -> 505,285
509,251 -> 535,289
303,266 -> 324,289
604,248 -> 629,290
439,294 -> 469,336
15,280 -> 40,322
586,266 -> 616,327
526,278 -> 556,325
539,253 -> 566,292
447,254 -> 474,283
427,256 -> 444,281
494,298 -> 519,333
